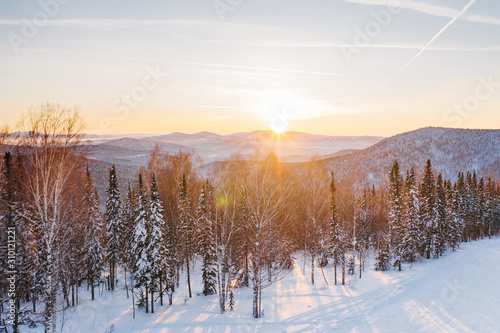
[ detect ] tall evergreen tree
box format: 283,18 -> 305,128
197,180 -> 217,296
388,160 -> 404,271
105,165 -> 121,291
420,159 -> 436,259
132,173 -> 152,312
81,167 -> 105,300
178,173 -> 193,298
434,174 -> 447,258
403,168 -> 421,263
148,173 -> 167,312
446,181 -> 462,251
329,172 -> 341,285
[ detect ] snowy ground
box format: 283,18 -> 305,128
22,238 -> 500,333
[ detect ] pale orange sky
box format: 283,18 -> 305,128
1,0 -> 500,136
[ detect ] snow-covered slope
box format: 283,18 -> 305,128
323,127 -> 500,188
25,238 -> 500,332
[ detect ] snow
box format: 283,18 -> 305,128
22,238 -> 500,333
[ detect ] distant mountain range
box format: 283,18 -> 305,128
83,127 -> 500,198
84,130 -> 383,166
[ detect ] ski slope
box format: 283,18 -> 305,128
23,238 -> 500,333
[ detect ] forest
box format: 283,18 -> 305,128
1,104 -> 500,333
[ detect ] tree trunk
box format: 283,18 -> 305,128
334,258 -> 337,286
110,261 -> 115,291
342,254 -> 345,286
145,284 -> 149,313
151,288 -> 154,314
359,254 -> 362,279
311,252 -> 315,285
71,284 -> 75,306
44,252 -> 56,333
159,274 -> 163,306
186,254 -> 192,298
91,282 -> 95,300
132,285 -> 135,319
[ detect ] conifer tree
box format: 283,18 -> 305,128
329,172 -> 340,284
403,168 -> 421,263
388,160 -> 404,270
197,180 -> 217,296
132,173 -> 151,312
375,234 -> 390,272
178,173 -> 193,298
148,173 -> 167,312
434,174 -> 447,258
81,167 -> 105,300
446,181 -> 462,250
105,165 -> 121,291
420,159 -> 436,259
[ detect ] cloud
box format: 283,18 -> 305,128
171,61 -> 343,77
340,0 -> 500,26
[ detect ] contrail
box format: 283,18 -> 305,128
377,0 -> 476,90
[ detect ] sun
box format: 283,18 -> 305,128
272,126 -> 286,135
269,106 -> 289,135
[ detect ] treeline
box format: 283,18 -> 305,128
1,104 -> 500,332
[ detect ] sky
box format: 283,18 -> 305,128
0,0 -> 499,136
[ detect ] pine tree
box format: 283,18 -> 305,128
446,181 -> 462,251
420,159 -> 436,259
120,185 -> 136,278
375,234 -> 390,272
81,167 -> 105,300
105,165 -> 121,291
388,160 -> 404,271
484,177 -> 497,239
148,173 -> 167,313
132,173 -> 151,312
178,173 -> 193,298
434,174 -> 447,258
329,172 -> 341,285
477,177 -> 486,239
403,168 -> 421,263
197,181 -> 217,296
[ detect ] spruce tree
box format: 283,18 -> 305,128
178,173 -> 193,298
329,172 -> 340,285
81,167 -> 105,300
446,181 -> 462,251
375,234 -> 390,272
403,168 -> 420,263
420,159 -> 436,259
388,160 -> 404,271
197,181 -> 217,296
132,173 -> 151,312
105,165 -> 121,291
434,174 -> 447,258
148,173 -> 167,313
